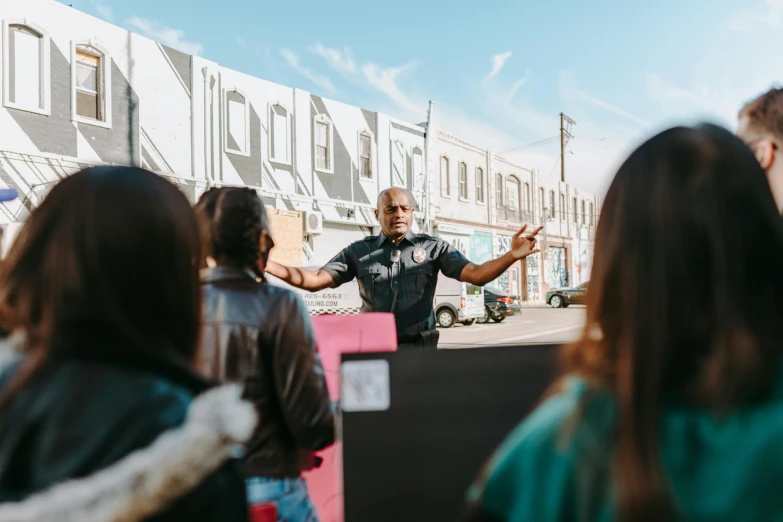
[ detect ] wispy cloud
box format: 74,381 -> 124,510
126,16 -> 204,55
362,62 -> 425,119
508,69 -> 533,100
487,51 -> 512,79
728,0 -> 783,31
309,43 -> 356,74
572,89 -> 651,127
280,49 -> 336,93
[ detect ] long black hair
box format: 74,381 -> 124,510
0,167 -> 203,405
562,123 -> 783,521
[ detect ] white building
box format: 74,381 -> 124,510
0,0 -> 599,292
431,126 -> 600,302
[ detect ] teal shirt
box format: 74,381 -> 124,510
468,374 -> 783,522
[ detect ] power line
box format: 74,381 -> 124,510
500,135 -> 560,154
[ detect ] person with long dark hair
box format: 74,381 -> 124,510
0,167 -> 255,522
196,187 -> 334,522
464,125 -> 783,522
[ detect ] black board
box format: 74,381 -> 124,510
341,344 -> 559,522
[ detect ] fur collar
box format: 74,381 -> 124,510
0,339 -> 257,522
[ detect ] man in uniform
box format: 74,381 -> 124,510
264,188 -> 541,349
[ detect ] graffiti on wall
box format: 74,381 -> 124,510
470,231 -> 493,263
439,233 -> 470,257
493,234 -> 513,294
526,255 -> 540,302
549,246 -> 568,288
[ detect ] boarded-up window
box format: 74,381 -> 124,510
8,25 -> 45,110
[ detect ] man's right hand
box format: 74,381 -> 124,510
264,260 -> 336,292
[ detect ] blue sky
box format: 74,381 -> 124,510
73,0 -> 782,194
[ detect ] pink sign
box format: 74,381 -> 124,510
303,313 -> 397,522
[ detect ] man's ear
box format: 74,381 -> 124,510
758,141 -> 776,170
374,208 -> 379,222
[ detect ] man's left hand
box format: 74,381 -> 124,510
510,225 -> 543,260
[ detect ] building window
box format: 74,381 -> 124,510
589,201 -> 594,226
441,157 -> 450,197
391,140 -> 406,187
459,162 -> 468,200
475,167 -> 485,203
359,132 -> 372,179
572,197 -> 578,224
412,147 -> 423,192
507,176 -> 520,212
313,115 -> 334,173
269,103 -> 291,164
560,193 -> 566,221
539,187 -> 545,218
549,190 -> 556,219
581,200 -> 586,225
495,173 -> 503,208
523,183 -> 531,212
71,41 -> 111,127
3,22 -> 51,115
225,90 -> 249,156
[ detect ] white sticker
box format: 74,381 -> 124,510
341,360 -> 391,412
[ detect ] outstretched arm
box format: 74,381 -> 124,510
264,260 -> 336,292
459,225 -> 542,286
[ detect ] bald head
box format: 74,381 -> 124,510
375,187 -> 414,243
377,187 -> 413,209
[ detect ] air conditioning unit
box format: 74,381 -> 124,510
304,210 -> 323,236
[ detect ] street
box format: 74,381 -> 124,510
438,306 -> 586,349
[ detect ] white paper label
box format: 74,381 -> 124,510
341,360 -> 390,412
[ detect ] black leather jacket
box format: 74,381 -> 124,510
200,266 -> 335,478
0,335 -> 250,522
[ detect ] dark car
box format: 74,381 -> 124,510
546,282 -> 588,308
478,287 -> 523,324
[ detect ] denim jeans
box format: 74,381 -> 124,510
246,477 -> 320,522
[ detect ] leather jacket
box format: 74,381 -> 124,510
0,333 -> 251,522
200,266 -> 335,478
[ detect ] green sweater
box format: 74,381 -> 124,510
466,375 -> 783,522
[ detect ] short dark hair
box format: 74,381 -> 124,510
195,187 -> 270,270
739,86 -> 783,140
0,166 -> 203,377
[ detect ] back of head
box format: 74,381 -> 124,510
564,124 -> 783,521
0,166 -> 202,365
195,187 -> 269,270
739,86 -> 783,141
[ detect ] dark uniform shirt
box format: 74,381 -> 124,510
321,230 -> 471,344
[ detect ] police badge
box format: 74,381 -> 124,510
412,248 -> 426,263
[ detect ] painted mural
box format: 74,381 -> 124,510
470,231 -> 493,264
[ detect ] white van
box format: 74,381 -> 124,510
265,266 -> 362,316
434,276 -> 485,328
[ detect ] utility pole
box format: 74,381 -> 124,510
559,113 -> 575,182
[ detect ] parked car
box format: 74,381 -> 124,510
479,287 -> 522,324
434,276 -> 484,328
546,282 -> 589,308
